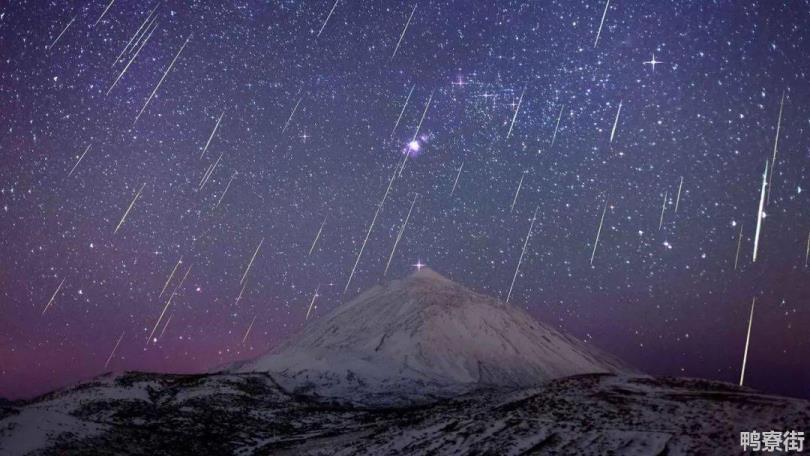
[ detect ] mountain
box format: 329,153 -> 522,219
230,268 -> 631,404
2,371 -> 809,455
2,270 -> 809,454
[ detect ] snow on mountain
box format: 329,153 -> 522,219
2,272 -> 808,454
3,372 -> 809,455
231,268 -> 632,404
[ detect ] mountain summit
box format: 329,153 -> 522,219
233,268 -> 631,404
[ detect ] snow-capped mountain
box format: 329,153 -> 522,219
231,268 -> 631,404
2,271 -> 809,455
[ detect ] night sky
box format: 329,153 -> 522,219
2,0 -> 810,401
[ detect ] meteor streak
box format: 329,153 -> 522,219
593,0 -> 610,48
506,86 -> 526,139
68,145 -> 92,177
200,111 -> 225,159
391,85 -> 415,138
674,176 -> 684,212
147,264 -> 191,343
242,315 -> 257,344
106,19 -> 157,95
159,256 -> 183,297
384,193 -> 418,275
129,14 -> 157,54
609,99 -> 622,143
235,281 -> 248,305
739,297 -> 756,386
412,91 -> 433,142
805,231 -> 810,268
114,182 -> 146,234
48,16 -> 76,51
42,278 -> 66,315
104,331 -> 125,369
510,171 -> 526,213
766,91 -> 785,204
135,33 -> 192,123
734,224 -> 744,271
317,0 -> 339,38
399,90 -> 433,176
752,160 -> 767,262
158,313 -> 172,340
240,239 -> 264,285
344,169 -> 397,293
590,197 -> 608,265
506,206 -> 539,303
658,191 -> 668,231
200,163 -> 214,187
215,172 -> 236,209
450,162 -> 464,196
309,215 -> 327,255
391,4 -> 417,60
94,0 -> 117,26
199,152 -> 223,190
282,97 -> 303,134
551,105 -> 564,149
112,4 -> 159,67
306,285 -> 320,320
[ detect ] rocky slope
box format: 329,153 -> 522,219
2,371 -> 808,455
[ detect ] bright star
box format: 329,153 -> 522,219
643,53 -> 663,71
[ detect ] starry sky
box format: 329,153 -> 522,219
2,0 -> 810,401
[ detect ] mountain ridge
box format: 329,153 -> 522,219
3,370 -> 809,455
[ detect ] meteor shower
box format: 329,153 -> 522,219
1,1 -> 809,454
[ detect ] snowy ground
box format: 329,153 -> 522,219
2,371 -> 808,455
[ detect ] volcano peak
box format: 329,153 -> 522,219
232,269 -> 632,405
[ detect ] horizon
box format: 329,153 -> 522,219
3,265 -> 806,401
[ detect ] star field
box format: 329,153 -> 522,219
1,0 -> 809,400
